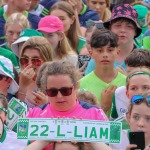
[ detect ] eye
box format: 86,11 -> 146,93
146,117 -> 150,122
133,115 -> 139,121
143,86 -> 150,90
130,87 -> 137,91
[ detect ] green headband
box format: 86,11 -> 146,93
0,106 -> 7,114
0,61 -> 14,79
127,71 -> 150,82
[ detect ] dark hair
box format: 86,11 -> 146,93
125,48 -> 150,67
110,18 -> 137,32
90,29 -> 118,48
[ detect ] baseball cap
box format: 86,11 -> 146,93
37,15 -> 64,33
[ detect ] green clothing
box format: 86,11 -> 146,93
0,47 -> 19,72
77,36 -> 86,53
79,71 -> 126,117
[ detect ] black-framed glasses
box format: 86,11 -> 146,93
20,57 -> 43,66
46,86 -> 74,97
131,95 -> 150,106
86,21 -> 104,29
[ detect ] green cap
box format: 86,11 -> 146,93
11,28 -> 43,57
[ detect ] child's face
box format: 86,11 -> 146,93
5,24 -> 23,47
86,0 -> 107,16
90,45 -> 119,67
110,20 -> 136,46
128,103 -> 150,144
41,31 -> 62,51
126,75 -> 150,100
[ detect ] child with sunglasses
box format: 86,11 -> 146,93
27,60 -> 108,150
125,92 -> 150,150
18,36 -> 54,109
0,92 -> 27,149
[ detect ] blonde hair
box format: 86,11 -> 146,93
55,31 -> 76,59
20,36 -> 54,64
5,12 -> 30,30
50,1 -> 79,53
77,90 -> 98,105
126,67 -> 150,90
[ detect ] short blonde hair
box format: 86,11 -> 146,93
5,12 -> 30,30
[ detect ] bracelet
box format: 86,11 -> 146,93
18,91 -> 26,96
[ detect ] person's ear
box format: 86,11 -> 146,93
89,50 -> 93,57
126,90 -> 129,99
6,78 -> 12,88
117,47 -> 120,55
71,15 -> 75,25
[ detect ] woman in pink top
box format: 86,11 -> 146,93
27,60 -> 108,150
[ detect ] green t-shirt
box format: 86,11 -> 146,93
79,71 -> 126,117
0,47 -> 20,72
77,36 -> 86,53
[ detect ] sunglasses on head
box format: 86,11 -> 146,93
131,95 -> 150,106
46,86 -> 74,97
138,18 -> 147,28
19,57 -> 43,66
86,21 -> 104,29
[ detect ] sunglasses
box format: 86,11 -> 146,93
138,18 -> 147,28
46,86 -> 74,97
20,57 -> 43,66
131,95 -> 150,106
86,21 -> 104,29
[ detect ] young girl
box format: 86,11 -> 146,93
0,92 -> 27,149
110,67 -> 150,150
49,1 -> 87,54
86,0 -> 111,22
18,36 -> 53,108
3,12 -> 30,50
37,15 -> 78,67
126,92 -> 150,150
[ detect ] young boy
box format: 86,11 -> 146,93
85,3 -> 142,75
79,29 -> 126,117
0,0 -> 41,45
111,48 -> 150,120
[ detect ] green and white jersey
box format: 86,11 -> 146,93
110,86 -> 129,120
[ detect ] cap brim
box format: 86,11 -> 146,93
11,37 -> 30,57
104,16 -> 142,38
37,27 -> 58,33
0,70 -> 19,94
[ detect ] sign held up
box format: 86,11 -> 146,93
17,118 -> 122,144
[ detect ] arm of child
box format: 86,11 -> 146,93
23,140 -> 51,150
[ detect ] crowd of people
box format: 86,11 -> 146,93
0,0 -> 150,149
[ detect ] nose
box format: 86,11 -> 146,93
102,51 -> 108,58
12,33 -> 19,41
95,4 -> 100,10
56,91 -> 63,99
138,118 -> 144,128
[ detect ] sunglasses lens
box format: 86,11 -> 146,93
31,58 -> 42,66
20,57 -> 29,66
132,95 -> 144,104
60,87 -> 73,96
96,23 -> 103,29
46,88 -> 58,97
0,75 -> 4,80
86,21 -> 95,28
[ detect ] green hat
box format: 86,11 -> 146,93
133,4 -> 149,34
143,30 -> 150,50
11,28 -> 43,57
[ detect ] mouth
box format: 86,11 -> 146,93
101,60 -> 110,63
